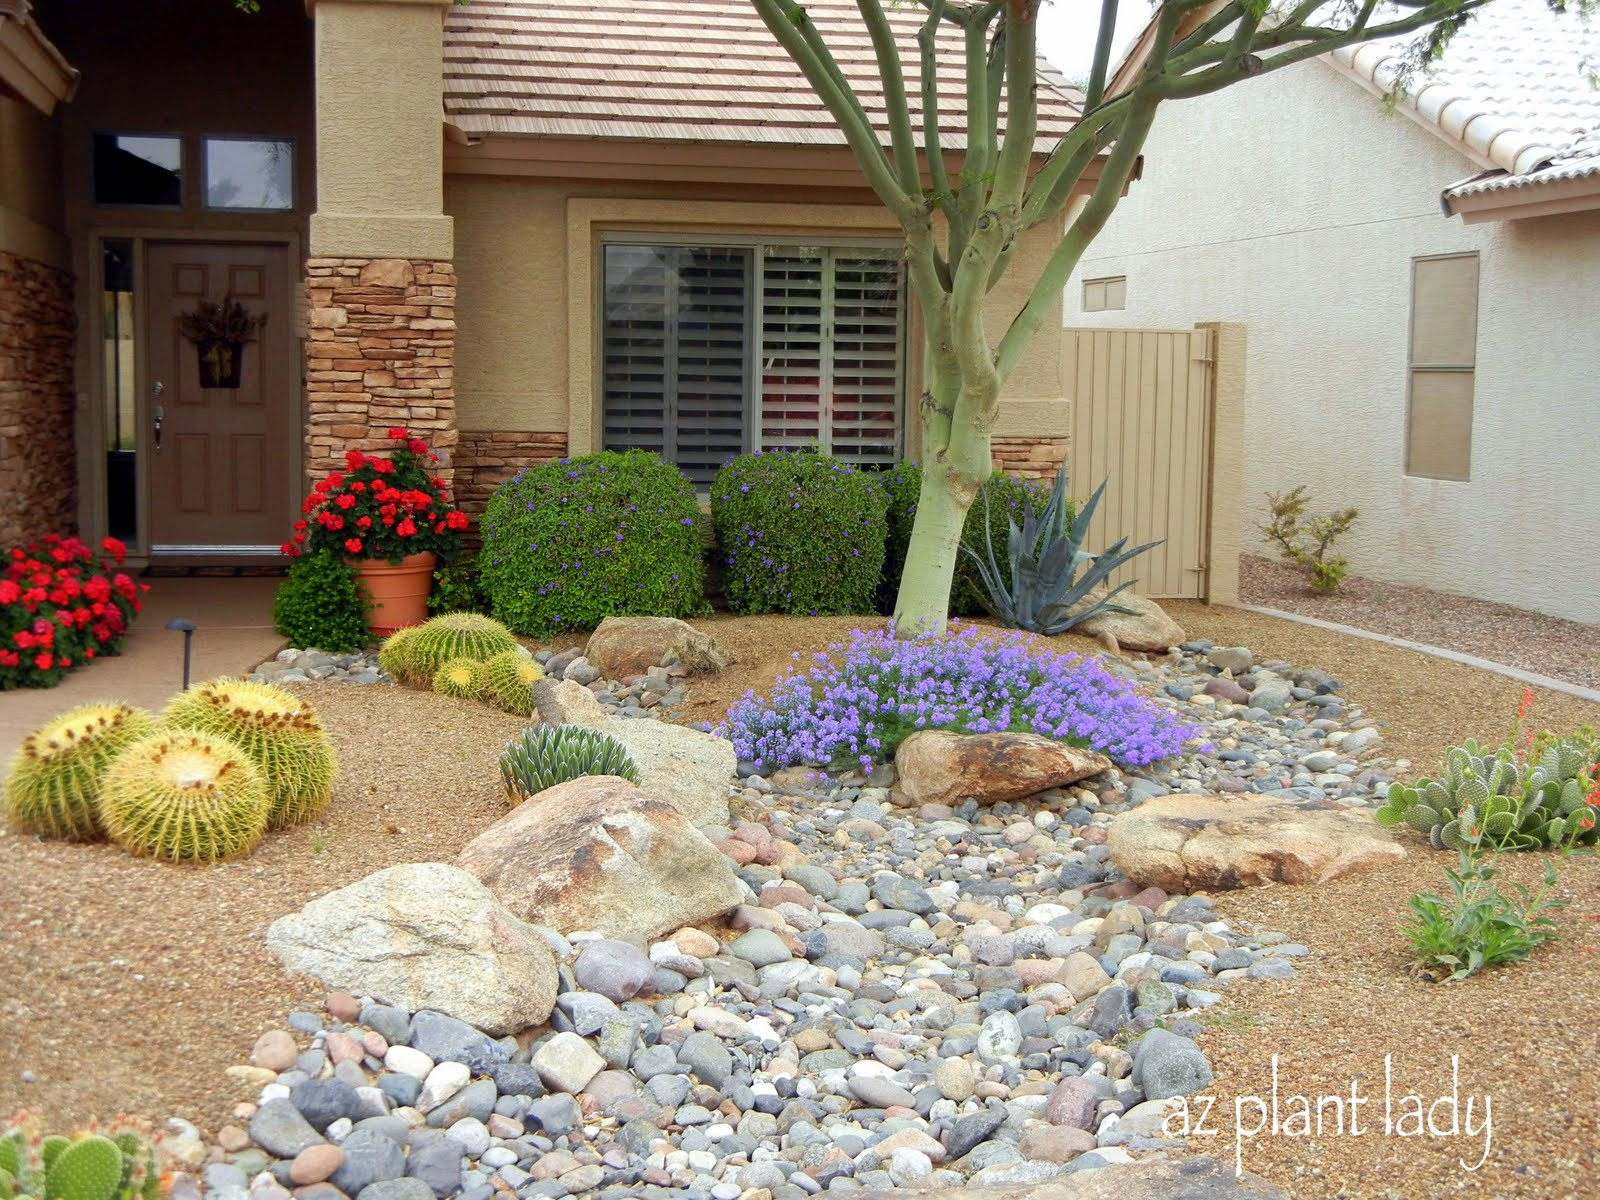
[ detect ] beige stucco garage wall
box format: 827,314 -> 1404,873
0,92 -> 64,266
1066,60 -> 1600,625
446,173 -> 1068,458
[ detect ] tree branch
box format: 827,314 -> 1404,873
918,0 -> 954,210
858,0 -> 924,195
1082,0 -> 1120,110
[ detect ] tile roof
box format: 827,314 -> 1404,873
1329,0 -> 1599,194
443,0 -> 1084,151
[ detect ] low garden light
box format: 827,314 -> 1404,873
164,617 -> 196,689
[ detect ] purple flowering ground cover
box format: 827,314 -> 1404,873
721,624 -> 1206,773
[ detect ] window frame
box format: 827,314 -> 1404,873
200,135 -> 298,213
90,131 -> 186,211
1082,274 -> 1127,313
596,231 -> 909,479
1404,251 -> 1480,482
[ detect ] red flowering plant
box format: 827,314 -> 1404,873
283,428 -> 469,565
0,534 -> 148,689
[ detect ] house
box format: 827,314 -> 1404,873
0,0 -> 1095,561
1064,0 -> 1600,625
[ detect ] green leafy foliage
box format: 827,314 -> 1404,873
1401,849 -> 1566,982
962,465 -> 1161,636
1261,485 -> 1359,594
479,451 -> 706,637
271,552 -> 370,652
499,725 -> 640,802
711,449 -> 887,615
428,559 -> 490,616
880,462 -> 1054,615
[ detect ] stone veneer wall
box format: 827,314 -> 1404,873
453,430 -> 569,546
0,251 -> 76,545
304,258 -> 456,481
992,435 -> 1069,480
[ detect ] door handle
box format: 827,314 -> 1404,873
153,403 -> 164,452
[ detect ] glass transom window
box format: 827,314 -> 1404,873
600,239 -> 906,485
93,134 -> 183,207
204,137 -> 295,211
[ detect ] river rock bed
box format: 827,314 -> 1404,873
199,637 -> 1398,1199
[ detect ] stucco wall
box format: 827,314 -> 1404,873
1066,60 -> 1600,625
0,92 -> 65,267
445,174 -> 1068,460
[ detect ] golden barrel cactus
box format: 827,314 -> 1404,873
100,728 -> 272,862
3,703 -> 156,840
433,657 -> 488,700
377,623 -> 423,684
481,650 -> 545,716
163,678 -> 336,828
406,613 -> 518,679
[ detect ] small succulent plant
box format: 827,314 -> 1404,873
0,1115 -> 164,1200
432,657 -> 488,700
1376,734 -> 1600,850
99,729 -> 272,862
377,625 -> 422,684
163,679 -> 336,828
481,650 -> 544,716
3,704 -> 156,840
499,725 -> 639,803
405,613 -> 518,680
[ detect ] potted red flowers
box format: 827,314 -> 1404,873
0,535 -> 147,689
283,429 -> 468,633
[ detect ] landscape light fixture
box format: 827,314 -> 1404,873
164,618 -> 196,689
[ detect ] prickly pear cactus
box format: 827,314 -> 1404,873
162,679 -> 336,828
3,704 -> 157,841
41,1137 -> 122,1200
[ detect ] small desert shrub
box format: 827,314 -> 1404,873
429,559 -> 490,616
1261,485 -> 1358,594
272,551 -> 370,652
880,462 -> 1054,615
479,451 -> 705,636
712,449 -> 887,615
722,625 -> 1205,773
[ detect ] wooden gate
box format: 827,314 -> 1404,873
1063,326 -> 1218,600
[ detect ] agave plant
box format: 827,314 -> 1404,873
960,464 -> 1161,636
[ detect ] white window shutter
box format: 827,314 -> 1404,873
758,247 -> 825,450
828,251 -> 903,466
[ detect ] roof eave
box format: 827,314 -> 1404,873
1442,167 -> 1600,223
0,0 -> 78,115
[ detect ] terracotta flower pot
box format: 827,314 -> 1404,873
348,551 -> 435,636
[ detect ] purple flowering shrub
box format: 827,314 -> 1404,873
722,625 -> 1205,772
711,449 -> 887,615
478,450 -> 706,636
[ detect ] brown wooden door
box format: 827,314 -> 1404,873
145,242 -> 296,551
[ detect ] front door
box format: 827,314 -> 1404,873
144,241 -> 296,552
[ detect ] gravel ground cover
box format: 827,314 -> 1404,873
3,607 -> 1597,1200
1239,553 -> 1600,691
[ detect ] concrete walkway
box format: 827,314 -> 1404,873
0,577 -> 284,767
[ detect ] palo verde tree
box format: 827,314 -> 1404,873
746,0 -> 1521,634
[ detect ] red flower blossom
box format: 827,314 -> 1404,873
33,653 -> 52,671
388,427 -> 408,439
345,537 -> 365,554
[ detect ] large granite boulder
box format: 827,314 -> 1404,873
893,730 -> 1111,807
584,616 -> 727,679
1072,592 -> 1186,652
1107,793 -> 1404,892
265,863 -> 558,1035
457,776 -> 744,940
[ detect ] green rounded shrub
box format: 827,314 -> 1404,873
163,679 -> 337,828
432,657 -> 488,700
428,559 -> 490,616
482,649 -> 544,716
271,551 -> 370,652
500,725 -> 640,802
478,450 -> 706,637
406,612 -> 519,679
711,449 -> 887,615
99,729 -> 272,862
880,461 -> 1055,615
3,703 -> 156,840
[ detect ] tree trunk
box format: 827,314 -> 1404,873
892,382 -> 991,635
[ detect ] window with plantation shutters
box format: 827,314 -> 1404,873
601,238 -> 905,481
601,244 -> 750,486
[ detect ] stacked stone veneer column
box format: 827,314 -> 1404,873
305,258 -> 456,482
992,435 -> 1070,480
0,251 -> 76,544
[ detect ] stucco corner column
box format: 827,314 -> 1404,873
303,0 -> 455,483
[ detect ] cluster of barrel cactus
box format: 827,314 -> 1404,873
499,724 -> 639,803
0,1116 -> 164,1200
379,612 -> 544,716
3,679 -> 337,863
1375,733 -> 1600,850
